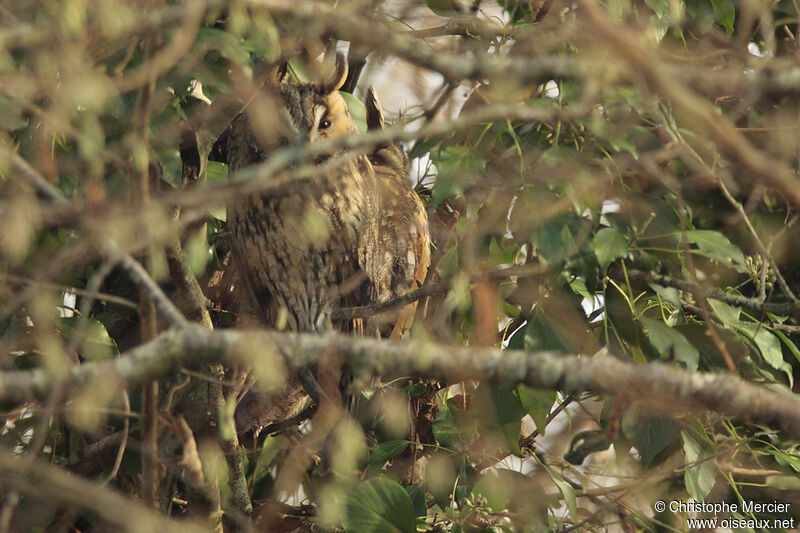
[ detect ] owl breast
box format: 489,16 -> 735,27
229,155 -> 377,331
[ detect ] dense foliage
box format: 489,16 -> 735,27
2,0 -> 800,531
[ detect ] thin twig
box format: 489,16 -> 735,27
622,269 -> 799,316
116,253 -> 188,329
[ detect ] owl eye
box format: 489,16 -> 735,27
319,118 -> 332,130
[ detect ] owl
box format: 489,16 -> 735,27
364,88 -> 430,338
226,55 -> 429,426
227,54 -> 381,335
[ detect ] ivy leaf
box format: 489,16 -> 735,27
405,482 -> 428,517
253,434 -> 289,483
473,471 -> 510,512
341,91 -> 367,134
685,230 -> 746,272
206,161 -> 228,182
543,465 -> 577,518
622,409 -> 679,465
430,146 -> 485,206
707,298 -> 741,326
737,323 -> 792,387
642,318 -> 699,370
58,317 -> 118,360
432,401 -> 464,451
342,477 -> 416,533
773,330 -> 800,364
518,386 -> 556,435
367,440 -> 410,475
424,0 -> 462,16
709,300 -> 792,384
682,429 -> 716,501
711,0 -> 736,34
197,27 -> 250,65
593,227 -> 629,269
473,384 -> 525,456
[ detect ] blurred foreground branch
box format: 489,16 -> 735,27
3,325 -> 800,439
0,445 -> 208,533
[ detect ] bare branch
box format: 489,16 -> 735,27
0,445 -> 209,533
3,326 -> 800,440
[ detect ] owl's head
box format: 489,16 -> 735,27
277,53 -> 357,145
365,87 -> 409,177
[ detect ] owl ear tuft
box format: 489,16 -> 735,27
274,60 -> 290,85
321,53 -> 348,94
365,87 -> 386,131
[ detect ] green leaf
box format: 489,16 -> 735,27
403,383 -> 427,397
517,386 -> 556,435
543,465 -> 577,518
197,27 -> 250,65
430,146 -> 485,206
342,477 -> 416,533
642,318 -> 699,370
405,482 -> 428,517
736,323 -> 792,386
707,298 -> 741,326
532,217 -> 571,261
58,317 -> 118,360
509,311 -> 575,353
709,300 -> 792,383
341,91 -> 367,134
253,434 -> 289,483
367,440 -> 410,475
436,243 -> 460,280
424,0 -> 461,16
621,409 -> 679,465
593,227 -> 629,269
473,471 -> 509,512
206,161 -> 228,182
764,446 -> 800,473
765,475 -> 800,490
609,135 -> 639,159
649,283 -> 681,307
408,138 -> 438,160
685,230 -> 746,272
432,402 -> 464,451
711,0 -> 735,34
682,429 -> 716,500
472,384 -> 525,456
773,329 -> 800,364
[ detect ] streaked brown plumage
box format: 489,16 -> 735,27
227,57 -> 430,430
227,55 -> 381,334
228,56 -> 429,340
364,87 -> 430,338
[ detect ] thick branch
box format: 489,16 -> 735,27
3,326 -> 800,440
0,445 -> 208,533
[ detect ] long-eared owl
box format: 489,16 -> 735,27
364,88 -> 430,338
226,53 -> 429,340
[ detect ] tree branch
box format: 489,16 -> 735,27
4,325 -> 800,440
622,268 -> 799,316
0,445 -> 209,533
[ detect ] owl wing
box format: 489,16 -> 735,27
375,169 -> 431,339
